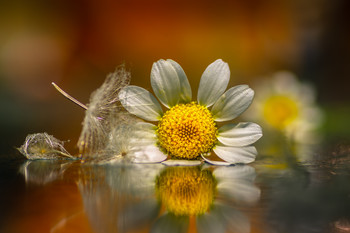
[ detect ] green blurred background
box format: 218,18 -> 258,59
1,0 -> 349,155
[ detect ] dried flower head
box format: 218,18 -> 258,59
18,132 -> 74,160
78,65 -> 140,161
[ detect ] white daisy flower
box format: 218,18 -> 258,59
119,59 -> 262,165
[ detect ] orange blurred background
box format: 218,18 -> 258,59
1,0 -> 349,154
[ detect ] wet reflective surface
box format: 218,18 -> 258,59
2,144 -> 350,233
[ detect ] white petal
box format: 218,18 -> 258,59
162,160 -> 202,166
213,145 -> 257,164
211,85 -> 254,122
129,135 -> 156,147
201,155 -> 232,166
130,122 -> 158,146
197,59 -> 230,107
131,145 -> 167,163
134,122 -> 157,134
151,59 -> 183,108
167,59 -> 192,103
197,202 -> 250,233
218,122 -> 262,146
119,86 -> 163,121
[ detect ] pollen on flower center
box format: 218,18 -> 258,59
263,95 -> 299,129
157,102 -> 217,159
155,167 -> 217,216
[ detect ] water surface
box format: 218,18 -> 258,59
1,147 -> 350,233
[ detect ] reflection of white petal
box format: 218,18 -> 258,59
151,213 -> 189,233
213,145 -> 257,164
213,166 -> 260,204
151,60 -> 182,108
217,181 -> 261,204
162,160 -> 202,166
213,166 -> 256,181
218,122 -> 262,146
211,85 -> 254,122
121,199 -> 160,232
196,208 -> 226,233
106,164 -> 161,197
218,202 -> 251,233
167,59 -> 192,103
119,86 -> 163,121
197,202 -> 250,233
131,145 -> 167,163
197,59 -> 230,107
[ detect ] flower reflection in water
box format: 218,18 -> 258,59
79,164 -> 260,233
19,160 -> 74,185
155,167 -> 217,216
78,163 -> 163,233
153,166 -> 260,233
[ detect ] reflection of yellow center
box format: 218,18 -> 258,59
157,102 -> 217,159
263,95 -> 299,129
155,167 -> 217,216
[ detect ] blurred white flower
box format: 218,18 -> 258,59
244,71 -> 323,160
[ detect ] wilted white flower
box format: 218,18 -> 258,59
78,65 -> 133,158
74,65 -> 148,163
18,132 -> 74,160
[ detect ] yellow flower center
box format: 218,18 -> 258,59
155,167 -> 217,216
157,102 -> 217,159
263,95 -> 299,129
